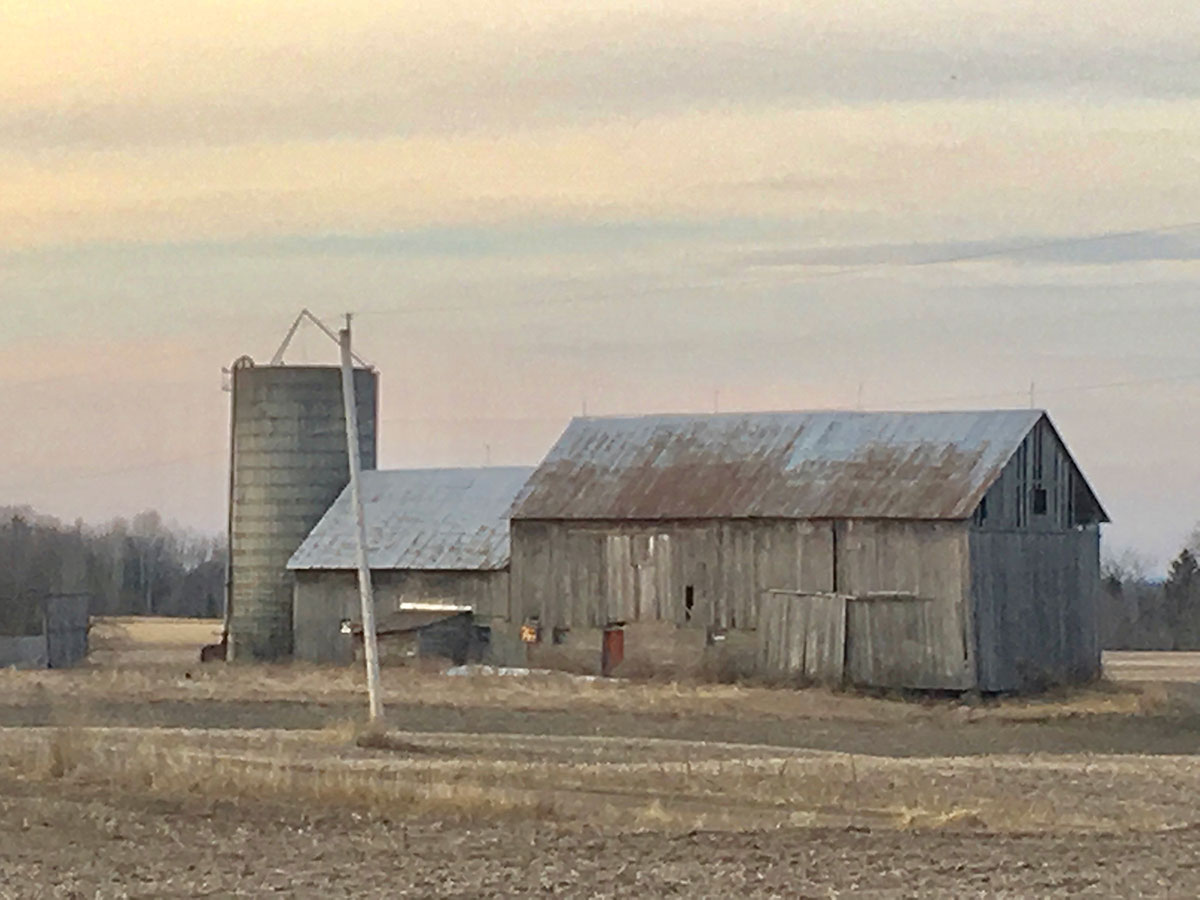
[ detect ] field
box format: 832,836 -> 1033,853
3,620 -> 1200,897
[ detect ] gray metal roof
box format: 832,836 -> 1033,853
512,410 -> 1083,521
288,467 -> 533,571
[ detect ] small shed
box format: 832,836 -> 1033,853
509,410 -> 1107,691
288,466 -> 533,664
0,593 -> 90,670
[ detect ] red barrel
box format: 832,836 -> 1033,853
601,625 -> 624,677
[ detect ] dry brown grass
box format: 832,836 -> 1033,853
0,726 -> 554,823
5,618 -> 1198,839
4,657 -> 1174,730
2,725 -> 1193,835
34,617 -> 1176,727
0,616 -> 1166,732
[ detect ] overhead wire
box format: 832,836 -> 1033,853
5,218 -> 1200,491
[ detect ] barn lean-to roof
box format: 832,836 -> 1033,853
512,410 -> 1107,523
288,466 -> 534,571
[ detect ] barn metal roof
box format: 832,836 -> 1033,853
512,410 -> 1095,521
288,467 -> 533,571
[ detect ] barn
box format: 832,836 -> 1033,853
507,410 -> 1108,691
288,466 -> 532,664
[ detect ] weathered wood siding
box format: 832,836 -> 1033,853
513,518 -> 974,690
758,592 -> 847,684
510,519 -> 835,631
293,569 -> 509,664
838,520 -> 974,690
970,526 -> 1101,691
974,417 -> 1098,531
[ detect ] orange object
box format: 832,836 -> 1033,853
601,625 -> 624,677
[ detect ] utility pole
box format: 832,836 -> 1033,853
340,316 -> 383,723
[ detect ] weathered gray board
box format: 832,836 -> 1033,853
0,635 -> 48,669
44,594 -> 89,668
293,568 -> 508,664
837,521 -> 974,690
513,516 -> 1097,692
513,519 -> 835,631
970,526 -> 1101,691
758,592 -> 847,684
513,518 -> 974,690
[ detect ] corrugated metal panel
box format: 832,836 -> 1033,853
513,410 -> 1075,521
288,467 -> 533,571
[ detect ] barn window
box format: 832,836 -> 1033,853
552,626 -> 569,645
1032,487 -> 1048,516
973,496 -> 988,525
684,586 -> 695,621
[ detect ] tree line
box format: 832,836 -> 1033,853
1101,538 -> 1200,651
0,507 -> 224,636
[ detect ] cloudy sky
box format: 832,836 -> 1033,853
3,1 -> 1200,569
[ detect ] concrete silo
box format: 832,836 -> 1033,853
225,358 -> 378,660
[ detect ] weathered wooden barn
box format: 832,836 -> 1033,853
288,466 -> 532,664
508,410 -> 1108,691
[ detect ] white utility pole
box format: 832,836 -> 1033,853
340,316 -> 384,723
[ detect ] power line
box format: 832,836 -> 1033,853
4,365 -> 1199,495
887,371 -> 1200,410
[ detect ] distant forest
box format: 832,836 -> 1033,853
0,507 -> 224,635
1101,544 -> 1200,651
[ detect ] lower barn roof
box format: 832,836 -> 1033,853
512,410 -> 1094,522
288,466 -> 534,571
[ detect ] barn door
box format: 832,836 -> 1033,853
605,534 -> 668,622
758,591 -> 847,685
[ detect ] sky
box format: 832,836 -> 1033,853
3,1 -> 1200,571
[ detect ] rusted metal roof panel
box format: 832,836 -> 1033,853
512,410 -> 1054,521
289,467 -> 533,571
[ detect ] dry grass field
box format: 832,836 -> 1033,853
3,618 -> 1200,897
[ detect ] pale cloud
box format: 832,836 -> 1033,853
5,98 -> 1200,249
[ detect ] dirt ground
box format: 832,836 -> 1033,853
2,619 -> 1200,897
4,780 -> 1200,898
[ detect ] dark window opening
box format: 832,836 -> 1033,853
684,586 -> 695,622
551,626 -> 569,645
1032,486 -> 1048,516
974,496 -> 988,525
